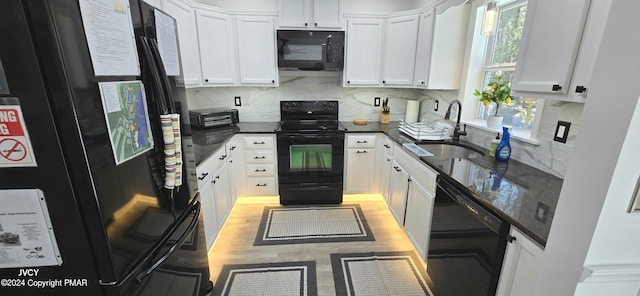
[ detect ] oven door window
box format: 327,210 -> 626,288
290,144 -> 332,171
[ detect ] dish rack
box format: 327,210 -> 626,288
398,120 -> 452,141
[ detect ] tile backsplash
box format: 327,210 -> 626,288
187,76 -> 456,122
187,76 -> 582,178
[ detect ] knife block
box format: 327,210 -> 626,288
380,111 -> 390,124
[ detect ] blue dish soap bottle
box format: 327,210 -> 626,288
495,127 -> 511,161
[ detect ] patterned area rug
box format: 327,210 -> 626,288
253,204 -> 375,246
213,261 -> 317,296
331,251 -> 435,296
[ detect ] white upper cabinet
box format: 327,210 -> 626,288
344,18 -> 384,86
161,0 -> 201,87
414,1 -> 469,89
278,0 -> 343,29
196,9 -> 236,86
382,15 -> 420,87
511,0 -> 592,98
236,16 -> 279,86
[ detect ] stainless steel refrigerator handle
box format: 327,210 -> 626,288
134,200 -> 201,284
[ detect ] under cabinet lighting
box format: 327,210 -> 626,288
482,0 -> 499,35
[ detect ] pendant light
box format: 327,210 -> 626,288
482,0 -> 499,35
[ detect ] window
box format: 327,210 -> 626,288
474,0 -> 541,136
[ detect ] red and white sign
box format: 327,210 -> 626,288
0,105 -> 37,167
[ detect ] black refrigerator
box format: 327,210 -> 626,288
0,0 -> 211,295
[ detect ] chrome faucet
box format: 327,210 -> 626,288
444,99 -> 467,142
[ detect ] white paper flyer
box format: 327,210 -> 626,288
0,189 -> 62,268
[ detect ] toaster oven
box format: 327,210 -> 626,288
189,108 -> 239,128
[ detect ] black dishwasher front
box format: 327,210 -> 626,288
427,176 -> 509,296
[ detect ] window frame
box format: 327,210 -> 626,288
461,0 -> 543,144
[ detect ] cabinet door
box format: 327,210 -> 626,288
344,18 -> 383,86
345,148 -> 375,193
236,16 -> 278,86
212,163 -> 231,230
425,2 -> 469,89
413,9 -> 435,87
161,0 -> 201,87
388,161 -> 409,226
496,228 -> 545,296
511,0 -> 591,94
404,179 -> 435,261
278,0 -> 309,28
199,179 -> 218,250
381,154 -> 392,204
382,15 -> 419,86
314,0 -> 342,29
196,10 -> 236,85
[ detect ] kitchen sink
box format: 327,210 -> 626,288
417,142 -> 484,159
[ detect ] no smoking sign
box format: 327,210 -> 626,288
0,100 -> 37,167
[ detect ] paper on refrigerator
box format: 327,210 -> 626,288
0,189 -> 62,268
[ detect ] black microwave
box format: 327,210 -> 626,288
277,30 -> 344,71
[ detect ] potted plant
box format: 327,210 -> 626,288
473,72 -> 512,129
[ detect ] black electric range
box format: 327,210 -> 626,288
276,101 -> 346,205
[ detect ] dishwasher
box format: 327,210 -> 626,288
427,176 -> 509,296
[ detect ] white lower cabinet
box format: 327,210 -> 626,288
496,227 -> 545,296
388,160 -> 409,225
344,134 -> 377,193
389,145 -> 438,262
404,178 -> 435,261
239,134 -> 278,196
345,148 -> 376,192
212,163 -> 231,231
198,175 -> 218,250
196,145 -> 229,250
380,154 -> 392,204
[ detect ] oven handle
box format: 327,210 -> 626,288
277,133 -> 345,139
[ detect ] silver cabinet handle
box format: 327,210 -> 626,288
356,150 -> 368,154
255,169 -> 267,172
254,156 -> 266,159
253,141 -> 265,145
356,140 -> 368,143
256,184 -> 268,187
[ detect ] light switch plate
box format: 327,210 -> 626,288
374,97 -> 380,107
234,96 -> 241,106
554,121 -> 571,143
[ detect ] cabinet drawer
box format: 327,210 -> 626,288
245,149 -> 275,163
226,136 -> 241,157
381,136 -> 395,155
196,147 -> 227,188
246,164 -> 275,176
244,136 -> 274,149
245,177 -> 277,196
347,134 -> 377,148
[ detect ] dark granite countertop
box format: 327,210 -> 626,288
192,120 -> 561,245
367,122 -> 561,246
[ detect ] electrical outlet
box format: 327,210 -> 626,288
434,100 -> 439,112
554,121 -> 571,143
234,96 -> 241,106
374,97 -> 380,107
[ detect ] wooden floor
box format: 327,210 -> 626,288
207,194 -> 424,295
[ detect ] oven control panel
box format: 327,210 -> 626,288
281,101 -> 338,112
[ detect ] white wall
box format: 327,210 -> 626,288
533,0 -> 640,295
